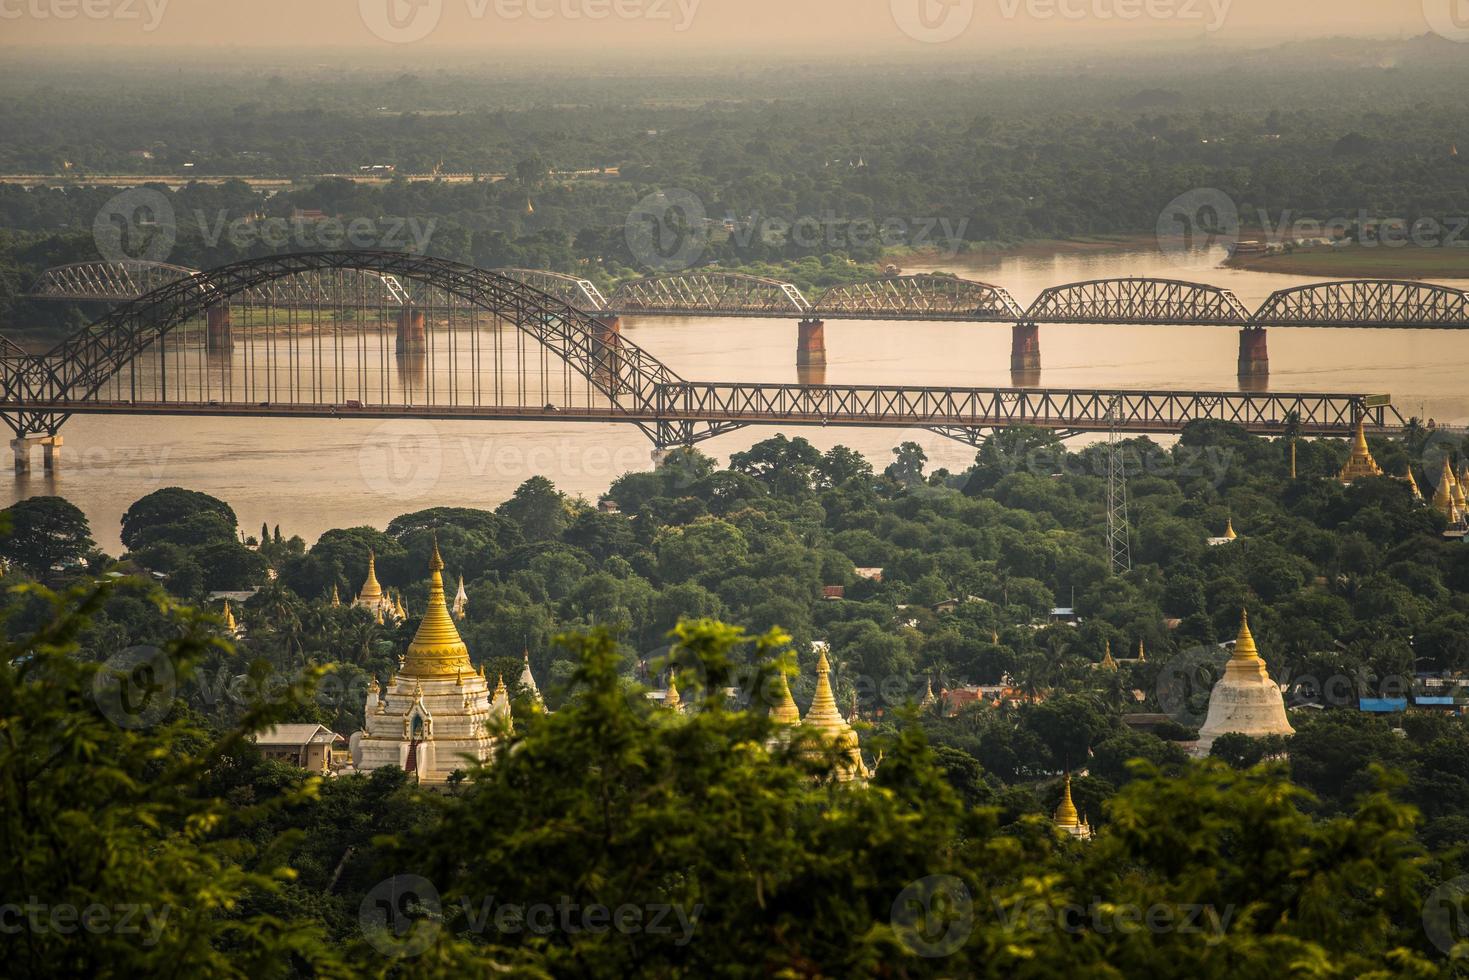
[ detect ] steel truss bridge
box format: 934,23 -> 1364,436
26,258 -> 1469,329
1,252 -> 1403,460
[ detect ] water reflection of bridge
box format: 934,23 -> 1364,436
26,258 -> 1469,386
3,251 -> 1406,473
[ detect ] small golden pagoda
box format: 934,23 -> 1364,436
1453,461 -> 1469,515
1337,418 -> 1383,483
354,551 -> 396,620
663,671 -> 682,713
331,583 -> 341,608
1223,516 -> 1237,540
1053,773 -> 1092,839
221,600 -> 240,638
1137,639 -> 1146,663
768,660 -> 801,725
919,675 -> 938,711
1433,457 -> 1463,524
1403,466 -> 1423,501
399,541 -> 474,678
799,649 -> 868,781
1099,639 -> 1118,671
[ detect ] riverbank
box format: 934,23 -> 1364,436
1224,244 -> 1469,279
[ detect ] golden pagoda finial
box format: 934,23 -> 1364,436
769,660 -> 800,725
493,673 -> 508,700
1233,609 -> 1260,661
358,550 -> 383,602
399,544 -> 474,677
222,600 -> 237,634
331,583 -> 341,607
1099,639 -> 1118,671
1137,638 -> 1146,663
1338,417 -> 1383,483
800,648 -> 867,779
1054,773 -> 1081,829
1223,515 -> 1236,540
1452,459 -> 1469,514
663,670 -> 682,712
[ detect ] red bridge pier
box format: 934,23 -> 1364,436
1011,322 -> 1041,377
205,304 -> 233,352
593,316 -> 622,374
1237,327 -> 1269,383
396,308 -> 427,354
797,318 -> 826,367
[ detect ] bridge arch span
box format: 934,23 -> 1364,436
1023,277 -> 1251,325
8,251 -> 684,436
493,268 -> 608,311
812,274 -> 1022,320
608,271 -> 811,316
1251,279 -> 1469,327
26,260 -> 203,302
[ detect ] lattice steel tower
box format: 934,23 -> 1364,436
1105,395 -> 1132,575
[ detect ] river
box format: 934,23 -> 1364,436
6,243 -> 1466,553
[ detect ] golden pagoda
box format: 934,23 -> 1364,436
799,649 -> 868,781
919,675 -> 938,711
1137,639 -> 1146,663
221,600 -> 240,638
349,539 -> 497,783
354,551 -> 395,620
1453,461 -> 1469,515
1223,516 -> 1237,541
1195,610 -> 1294,754
1433,457 -> 1463,524
1099,639 -> 1118,671
768,660 -> 801,725
663,670 -> 682,713
1337,418 -> 1383,483
1053,773 -> 1092,839
331,583 -> 341,608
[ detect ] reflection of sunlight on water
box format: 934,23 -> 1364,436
8,243 -> 1465,552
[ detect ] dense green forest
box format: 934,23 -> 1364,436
6,421 -> 1469,974
3,39 -> 1468,333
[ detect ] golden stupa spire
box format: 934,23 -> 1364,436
1223,515 -> 1237,540
400,536 -> 474,677
1054,773 -> 1081,829
1404,466 -> 1423,501
331,583 -> 341,607
1137,638 -> 1146,663
663,670 -> 682,712
1452,460 -> 1469,514
222,600 -> 237,634
1233,609 -> 1260,661
1099,639 -> 1118,671
768,660 -> 800,725
1433,457 -> 1461,522
800,649 -> 867,779
1337,417 -> 1383,483
358,550 -> 383,602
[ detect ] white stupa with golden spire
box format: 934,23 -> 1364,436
349,539 -> 497,783
1195,610 -> 1294,755
799,649 -> 868,781
452,575 -> 468,620
518,647 -> 543,707
1052,773 -> 1092,840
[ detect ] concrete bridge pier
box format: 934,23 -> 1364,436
1011,322 -> 1041,376
12,435 -> 62,475
396,308 -> 427,354
1237,327 -> 1269,382
206,304 -> 233,352
796,319 -> 826,367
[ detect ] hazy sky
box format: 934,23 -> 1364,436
0,0 -> 1453,49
